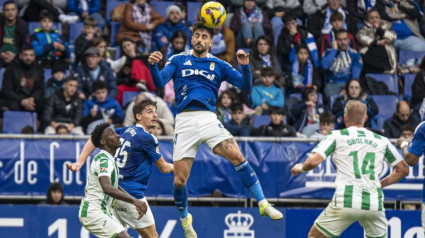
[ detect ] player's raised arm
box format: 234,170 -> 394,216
66,139 -> 96,172
148,51 -> 176,89
224,50 -> 252,91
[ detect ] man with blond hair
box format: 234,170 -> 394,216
292,100 -> 409,238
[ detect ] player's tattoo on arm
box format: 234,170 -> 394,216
219,138 -> 236,150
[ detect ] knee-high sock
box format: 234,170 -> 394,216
173,184 -> 189,219
235,160 -> 265,202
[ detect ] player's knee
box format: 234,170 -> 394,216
174,176 -> 187,188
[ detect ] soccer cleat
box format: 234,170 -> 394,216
181,213 -> 197,238
259,203 -> 284,220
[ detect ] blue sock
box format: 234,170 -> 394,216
236,161 -> 265,202
173,184 -> 189,219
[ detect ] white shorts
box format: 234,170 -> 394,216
79,201 -> 125,238
314,205 -> 387,238
112,197 -> 155,229
173,111 -> 233,161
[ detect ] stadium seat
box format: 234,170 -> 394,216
69,22 -> 84,45
44,69 -> 52,82
365,74 -> 398,95
110,22 -> 121,46
0,68 -> 5,92
399,50 -> 425,65
329,94 -> 339,111
253,115 -> 270,128
106,0 -> 128,23
123,91 -> 140,107
3,111 -> 37,134
151,1 -> 175,19
187,2 -> 202,24
371,95 -> 399,130
28,22 -> 62,34
403,74 -> 416,101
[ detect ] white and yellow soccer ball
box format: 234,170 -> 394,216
199,1 -> 227,28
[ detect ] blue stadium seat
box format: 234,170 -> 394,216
3,111 -> 37,134
371,95 -> 399,130
403,74 -> 416,101
253,115 -> 270,128
44,69 -> 52,82
123,91 -> 140,107
187,2 -> 202,24
0,68 -> 5,92
365,73 -> 398,95
28,22 -> 62,34
151,1 -> 175,19
399,50 -> 425,65
69,22 -> 84,45
289,92 -> 324,104
106,0 -> 128,23
110,22 -> 121,46
329,94 -> 339,111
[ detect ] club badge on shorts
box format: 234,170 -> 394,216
210,62 -> 215,71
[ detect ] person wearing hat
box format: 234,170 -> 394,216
75,46 -> 117,100
74,17 -> 100,65
250,106 -> 297,137
31,10 -> 69,69
152,4 -> 192,51
44,62 -> 67,99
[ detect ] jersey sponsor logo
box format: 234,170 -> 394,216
210,62 -> 215,71
100,167 -> 107,172
156,146 -> 160,154
182,69 -> 215,81
183,60 -> 192,66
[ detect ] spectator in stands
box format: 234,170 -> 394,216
75,47 -> 117,100
346,0 -> 377,29
375,0 -> 425,51
74,17 -> 100,65
310,112 -> 335,139
23,0 -> 78,24
224,103 -> 250,137
251,67 -> 284,115
320,11 -> 357,56
250,106 -> 297,137
356,8 -> 397,74
67,0 -> 105,29
81,80 -> 123,134
288,45 -> 321,94
321,29 -> 363,97
210,25 -> 236,66
278,13 -> 320,76
55,124 -> 69,135
0,45 -> 44,114
332,78 -> 379,129
42,76 -> 84,135
217,89 -> 238,124
150,120 -> 165,137
44,62 -> 67,99
307,0 -> 357,41
400,124 -> 415,139
291,87 -> 327,136
152,4 -> 191,51
117,0 -> 165,52
89,37 -> 126,74
123,91 -> 175,135
176,3 -> 192,28
0,1 -> 30,67
31,10 -> 69,69
159,30 -> 189,68
249,35 -> 282,84
383,100 -> 420,138
411,56 -> 425,118
229,0 -> 272,48
39,182 -> 67,205
303,0 -> 327,18
116,38 -> 155,106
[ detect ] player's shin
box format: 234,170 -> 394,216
173,184 -> 189,219
235,161 -> 266,203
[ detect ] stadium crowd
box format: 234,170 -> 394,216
0,0 -> 425,139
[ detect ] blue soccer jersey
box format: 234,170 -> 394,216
408,121 -> 425,202
114,124 -> 161,199
149,50 -> 252,113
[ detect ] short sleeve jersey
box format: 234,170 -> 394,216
114,124 -> 161,199
312,127 -> 403,211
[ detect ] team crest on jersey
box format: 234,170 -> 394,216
210,62 -> 215,71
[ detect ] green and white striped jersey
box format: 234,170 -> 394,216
312,126 -> 403,211
80,150 -> 119,215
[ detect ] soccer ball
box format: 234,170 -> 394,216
199,1 -> 226,28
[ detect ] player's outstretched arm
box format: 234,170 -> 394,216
225,50 -> 252,91
154,157 -> 174,174
99,177 -> 148,220
397,137 -> 419,166
147,51 -> 175,89
66,139 -> 96,172
381,161 -> 409,188
291,153 -> 324,176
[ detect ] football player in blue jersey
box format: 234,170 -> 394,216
67,99 -> 173,238
148,22 -> 283,238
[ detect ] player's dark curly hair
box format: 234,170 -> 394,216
192,22 -> 214,39
91,123 -> 111,148
133,99 -> 157,121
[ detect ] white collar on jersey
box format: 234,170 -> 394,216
136,123 -> 147,132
